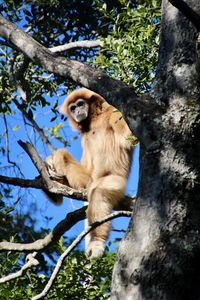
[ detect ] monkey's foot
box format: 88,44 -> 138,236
45,155 -> 66,183
86,240 -> 105,258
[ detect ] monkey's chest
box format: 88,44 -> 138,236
83,127 -> 121,176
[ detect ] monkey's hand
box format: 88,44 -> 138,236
45,155 -> 66,184
86,240 -> 105,259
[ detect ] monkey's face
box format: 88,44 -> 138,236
68,99 -> 89,123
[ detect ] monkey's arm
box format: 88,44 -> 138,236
51,149 -> 91,189
109,110 -> 138,148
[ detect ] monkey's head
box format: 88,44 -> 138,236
60,88 -> 108,132
68,98 -> 89,123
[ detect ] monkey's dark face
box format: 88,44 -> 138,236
68,99 -> 89,123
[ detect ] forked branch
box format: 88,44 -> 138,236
0,252 -> 39,283
31,211 -> 132,300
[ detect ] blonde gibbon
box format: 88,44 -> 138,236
49,88 -> 136,258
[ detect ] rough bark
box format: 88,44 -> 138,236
1,1 -> 200,298
111,1 -> 200,300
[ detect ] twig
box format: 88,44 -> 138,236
0,252 -> 39,283
32,211 -> 132,300
3,115 -> 23,175
168,0 -> 200,31
14,98 -> 56,153
3,114 -> 16,166
8,54 -> 55,153
49,40 -> 103,53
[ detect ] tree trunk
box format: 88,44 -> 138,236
111,1 -> 200,299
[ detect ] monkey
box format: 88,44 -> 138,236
48,88 -> 136,258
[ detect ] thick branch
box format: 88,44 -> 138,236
0,15 -> 162,148
0,146 -> 135,207
0,174 -> 87,201
0,174 -> 134,207
168,0 -> 200,31
0,15 -> 134,104
0,206 -> 87,251
49,40 -> 103,53
19,140 -> 88,201
32,211 -> 132,300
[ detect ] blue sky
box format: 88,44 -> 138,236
0,97 -> 139,251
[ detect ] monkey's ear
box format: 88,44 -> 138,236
60,98 -> 68,115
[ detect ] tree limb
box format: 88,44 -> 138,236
17,140 -> 63,204
0,206 -> 87,251
49,40 -> 103,53
0,14 -> 162,148
31,211 -> 132,300
0,174 -> 88,201
168,0 -> 200,31
0,252 -> 39,283
3,140 -> 133,207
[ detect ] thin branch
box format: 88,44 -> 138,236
0,206 -> 87,252
0,174 -> 87,201
49,40 -> 103,53
0,252 -> 39,283
17,140 -> 88,202
3,114 -> 17,167
8,54 -> 55,153
168,0 -> 200,31
13,98 -> 56,153
0,199 -> 134,252
32,211 -> 132,300
2,115 -> 23,176
0,174 -> 43,189
18,140 -> 54,182
0,140 -> 135,205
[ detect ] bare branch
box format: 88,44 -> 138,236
17,140 -> 87,202
2,115 -> 23,176
32,211 -> 132,300
7,54 -> 55,153
49,40 -> 103,53
0,171 -> 134,207
0,174 -> 87,201
13,98 -> 56,153
3,115 -> 17,167
0,206 -> 87,252
0,174 -> 43,189
168,0 -> 200,31
0,252 -> 39,283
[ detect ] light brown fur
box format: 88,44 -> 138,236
52,88 -> 136,257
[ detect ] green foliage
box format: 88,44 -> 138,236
95,0 -> 161,93
0,248 -> 115,299
0,1 -> 162,299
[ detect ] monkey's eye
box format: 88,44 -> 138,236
69,105 -> 76,112
77,100 -> 85,107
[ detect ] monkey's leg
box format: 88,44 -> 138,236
52,149 -> 91,189
86,175 -> 126,258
